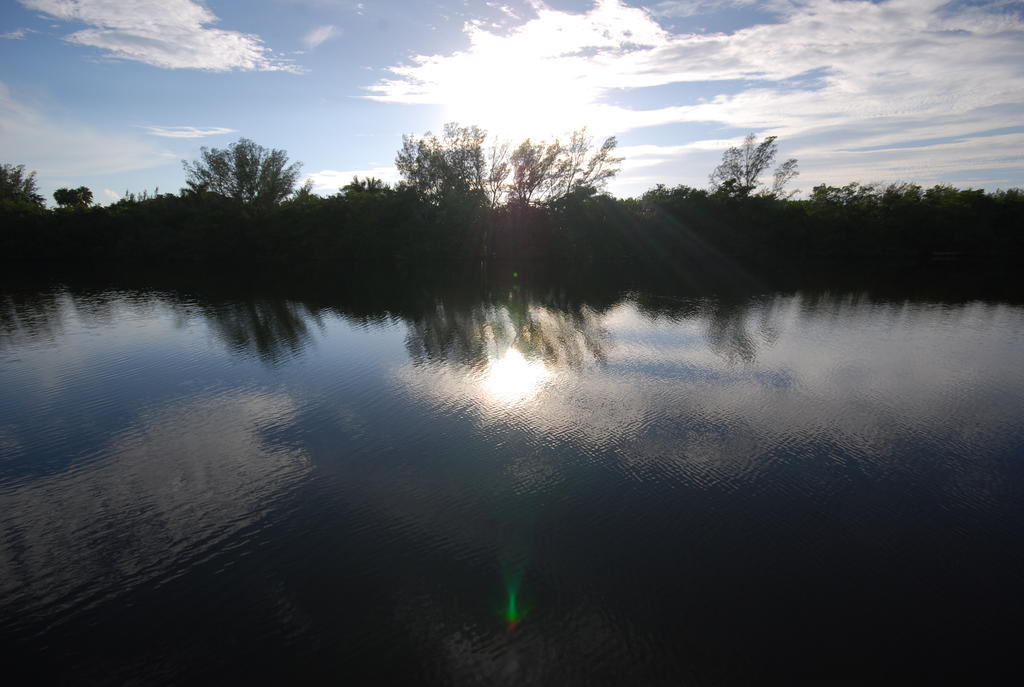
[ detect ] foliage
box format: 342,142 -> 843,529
341,176 -> 389,195
53,186 -> 93,209
395,123 -> 488,206
182,138 -> 302,209
3,128 -> 1022,268
0,163 -> 45,207
710,134 -> 799,198
509,138 -> 560,206
397,123 -> 621,209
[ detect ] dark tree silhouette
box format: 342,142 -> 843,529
1,163 -> 45,207
548,128 -> 622,200
342,176 -> 389,195
182,138 -> 302,208
3,124 -> 1022,268
710,134 -> 798,198
505,129 -> 621,206
398,123 -> 622,209
53,186 -> 93,209
395,123 -> 488,205
509,138 -> 560,206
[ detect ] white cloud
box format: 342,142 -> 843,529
303,24 -> 338,50
102,188 -> 120,201
1,28 -> 30,39
305,166 -> 400,193
369,0 -> 1024,188
142,125 -> 237,139
649,0 -> 756,19
19,0 -> 298,71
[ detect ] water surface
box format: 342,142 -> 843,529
2,268 -> 1022,684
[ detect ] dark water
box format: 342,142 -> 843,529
2,266 -> 1023,685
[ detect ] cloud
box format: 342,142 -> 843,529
0,81 -> 171,178
1,28 -> 30,39
102,188 -> 120,201
368,0 -> 1024,187
649,0 -> 756,19
142,125 -> 237,139
19,0 -> 298,71
303,24 -> 338,50
305,166 -> 400,193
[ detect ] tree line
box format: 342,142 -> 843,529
1,126 -> 1021,267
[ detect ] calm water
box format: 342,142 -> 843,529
2,268 -> 1023,684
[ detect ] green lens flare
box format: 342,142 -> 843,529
499,535 -> 529,631
503,580 -> 527,631
505,589 -> 520,624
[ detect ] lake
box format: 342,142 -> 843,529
2,264 -> 1022,684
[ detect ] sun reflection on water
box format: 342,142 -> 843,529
481,348 -> 552,404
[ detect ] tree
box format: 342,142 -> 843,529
547,128 -> 623,200
395,123 -> 488,205
509,138 -> 560,206
53,186 -> 93,209
709,133 -> 798,198
396,123 -> 622,209
483,140 -> 512,209
182,138 -> 302,208
508,129 -> 621,206
341,176 -> 389,195
0,163 -> 45,207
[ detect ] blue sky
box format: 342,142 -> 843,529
2,0 -> 1022,203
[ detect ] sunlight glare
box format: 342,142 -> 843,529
439,30 -> 599,139
481,347 -> 552,404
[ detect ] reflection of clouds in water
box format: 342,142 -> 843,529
397,295 -> 1024,496
0,389 -> 309,631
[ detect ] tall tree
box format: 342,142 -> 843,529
0,163 -> 45,207
548,128 -> 623,200
483,140 -> 512,209
396,123 -> 622,208
395,123 -> 488,205
182,138 -> 302,208
509,129 -> 621,206
509,139 -> 561,206
709,134 -> 798,198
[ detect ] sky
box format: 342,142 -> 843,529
1,0 -> 1022,204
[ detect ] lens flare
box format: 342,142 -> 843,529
505,586 -> 524,632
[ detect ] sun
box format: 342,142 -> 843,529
437,31 -> 600,140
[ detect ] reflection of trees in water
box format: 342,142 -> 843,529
0,289 -> 68,347
1,282 -> 770,368
633,292 -> 783,364
703,298 -> 782,364
0,288 -> 325,365
0,288 -> 162,349
404,288 -> 611,371
199,299 -> 325,365
11,269 -> 1002,371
